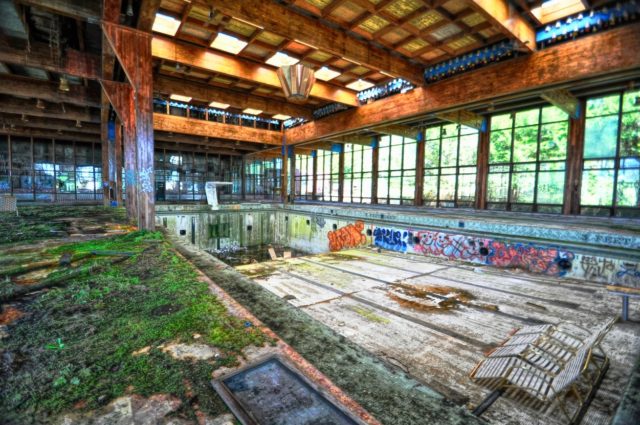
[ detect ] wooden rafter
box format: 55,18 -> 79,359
154,75 -> 312,119
15,0 -> 100,22
153,113 -> 282,146
0,74 -> 100,107
467,0 -> 536,51
0,38 -> 100,79
199,0 -> 424,84
151,36 -> 359,106
0,114 -> 100,134
0,95 -> 99,122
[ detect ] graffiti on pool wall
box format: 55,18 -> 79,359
415,231 -> 487,260
328,220 -> 366,252
373,228 -> 409,252
373,227 -> 575,277
580,256 -> 616,279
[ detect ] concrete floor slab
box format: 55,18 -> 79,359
237,248 -> 640,425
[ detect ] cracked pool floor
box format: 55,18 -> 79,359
236,247 -> 640,425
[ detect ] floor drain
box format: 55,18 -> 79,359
212,356 -> 362,425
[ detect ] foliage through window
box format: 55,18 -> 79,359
423,124 -> 479,207
377,135 -> 416,205
315,148 -> 340,202
487,106 -> 569,213
581,90 -> 639,217
294,153 -> 314,200
343,143 -> 373,203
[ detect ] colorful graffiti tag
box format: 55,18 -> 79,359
373,227 -> 575,277
328,220 -> 367,252
373,228 -> 409,252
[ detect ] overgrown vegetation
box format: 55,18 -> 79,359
0,226 -> 267,424
0,206 -> 127,245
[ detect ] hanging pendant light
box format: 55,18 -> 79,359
58,76 -> 70,92
126,0 -> 134,17
276,64 -> 315,104
36,99 -> 45,109
75,120 -> 82,128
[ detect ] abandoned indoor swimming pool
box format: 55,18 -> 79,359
2,1 -> 640,423
1,202 -> 639,425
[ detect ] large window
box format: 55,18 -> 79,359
244,158 -> 282,200
343,143 -> 373,203
581,90 -> 639,217
487,106 -> 569,213
315,148 -> 340,202
294,153 -> 314,200
423,123 -> 479,207
377,135 -> 416,205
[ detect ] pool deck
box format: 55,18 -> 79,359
236,248 -> 640,425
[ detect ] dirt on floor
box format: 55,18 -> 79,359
174,242 -> 482,425
0,207 -> 269,425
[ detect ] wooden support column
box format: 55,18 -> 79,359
102,22 -> 154,229
100,80 -> 137,221
281,149 -> 288,204
475,121 -> 491,210
114,119 -> 123,205
414,130 -> 425,207
101,120 -> 110,206
371,137 -> 379,204
312,152 -> 318,201
241,156 -> 246,201
338,148 -> 345,203
289,148 -> 296,203
563,99 -> 586,215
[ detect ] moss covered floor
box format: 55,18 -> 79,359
0,207 -> 267,424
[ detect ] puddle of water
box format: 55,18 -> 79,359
217,357 -> 359,425
387,283 -> 474,313
210,244 -> 306,267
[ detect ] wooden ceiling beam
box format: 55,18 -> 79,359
155,141 -> 243,156
154,75 -> 312,119
0,38 -> 100,79
435,110 -> 486,130
541,89 -> 580,118
0,126 -> 100,143
466,0 -> 536,51
153,113 -> 282,145
199,0 -> 424,84
0,95 -> 100,123
138,0 -> 162,31
15,0 -> 100,22
152,36 -> 358,106
0,74 -> 101,107
285,23 -> 640,144
154,134 -> 261,152
0,113 -> 100,134
369,124 -> 417,139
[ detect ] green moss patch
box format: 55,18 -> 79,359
0,231 -> 267,424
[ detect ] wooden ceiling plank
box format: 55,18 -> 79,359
202,0 -> 423,84
466,0 -> 536,51
151,36 -> 358,106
